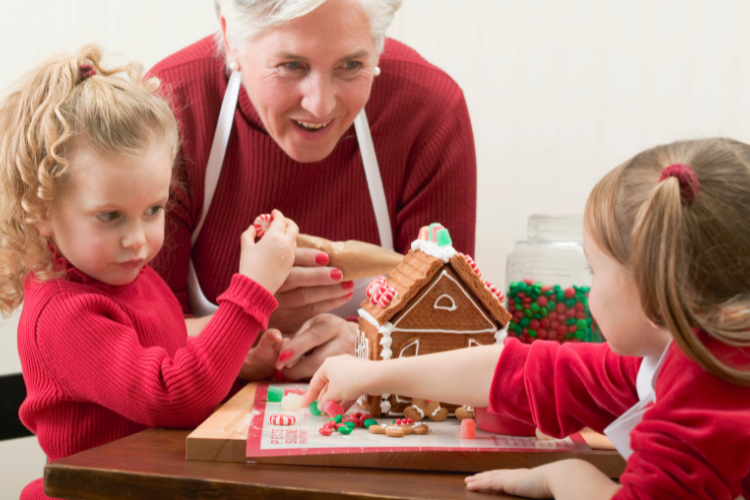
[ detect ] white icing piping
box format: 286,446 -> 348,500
412,405 -> 425,418
359,308 -> 380,328
431,405 -> 443,417
395,395 -> 412,404
411,240 -> 456,262
358,308 -> 395,360
433,293 -> 457,311
468,339 -> 483,347
380,330 -> 393,360
495,326 -> 508,344
355,329 -> 370,360
380,394 -> 391,415
398,339 -> 419,358
392,271 -> 498,334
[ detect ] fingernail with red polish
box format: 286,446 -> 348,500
330,269 -> 343,281
315,253 -> 329,266
342,281 -> 354,290
278,350 -> 294,363
274,371 -> 287,382
345,291 -> 354,298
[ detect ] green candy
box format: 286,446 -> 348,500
528,329 -> 537,338
308,401 -> 323,416
267,386 -> 284,403
520,317 -> 530,327
364,418 -> 378,428
436,228 -> 452,247
334,414 -> 343,424
533,314 -> 541,320
530,303 -> 540,312
540,308 -> 548,318
547,301 -> 556,310
524,309 -> 533,318
345,421 -> 356,429
565,298 -> 576,308
576,319 -> 587,330
566,318 -> 576,326
574,330 -> 585,340
338,425 -> 353,435
580,286 -> 591,293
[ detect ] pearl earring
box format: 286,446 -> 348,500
373,66 -> 381,76
229,61 -> 240,72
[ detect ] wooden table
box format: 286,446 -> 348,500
45,428 -> 520,499
44,426 -> 625,500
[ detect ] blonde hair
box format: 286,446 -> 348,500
214,0 -> 401,56
0,44 -> 179,317
585,137 -> 750,386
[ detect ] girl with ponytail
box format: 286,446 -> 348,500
1,45 -> 298,500
304,137 -> 750,499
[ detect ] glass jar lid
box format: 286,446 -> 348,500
527,215 -> 583,242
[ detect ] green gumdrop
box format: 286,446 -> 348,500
576,319 -> 587,330
533,314 -> 541,320
338,425 -> 353,435
308,401 -> 323,416
268,386 -> 283,403
530,303 -> 540,312
364,418 -> 378,428
566,298 -> 576,308
574,330 -> 585,340
345,421 -> 356,429
436,228 -> 452,247
334,414 -> 343,424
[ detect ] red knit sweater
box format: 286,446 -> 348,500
17,257 -> 276,500
491,338 -> 750,499
148,36 -> 477,313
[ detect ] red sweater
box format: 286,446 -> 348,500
148,35 -> 477,313
491,338 -> 750,500
17,257 -> 276,500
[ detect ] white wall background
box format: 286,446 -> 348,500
1,0 -> 749,497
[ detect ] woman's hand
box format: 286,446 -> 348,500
274,314 -> 358,380
238,329 -> 286,381
268,248 -> 354,333
465,460 -> 621,500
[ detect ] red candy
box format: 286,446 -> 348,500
269,414 -> 296,426
540,318 -> 550,329
284,388 -> 306,396
557,326 -> 567,337
253,213 -> 272,239
537,329 -> 548,339
319,427 -> 333,436
529,319 -> 540,330
323,401 -> 345,418
537,296 -> 548,307
556,303 -> 567,313
366,276 -> 397,308
459,253 -> 482,278
460,419 -> 476,439
564,287 -> 576,299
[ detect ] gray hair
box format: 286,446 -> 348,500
214,0 -> 401,56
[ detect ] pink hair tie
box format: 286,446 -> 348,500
78,64 -> 96,82
659,164 -> 700,205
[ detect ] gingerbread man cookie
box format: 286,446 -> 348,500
424,400 -> 449,422
368,419 -> 429,438
455,406 -> 475,421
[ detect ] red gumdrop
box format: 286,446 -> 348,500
556,303 -> 567,313
319,427 -> 334,436
537,329 -> 548,339
551,321 -> 560,329
557,326 -> 567,337
566,309 -> 576,318
513,311 -> 524,321
324,401 -> 345,418
529,320 -> 540,330
537,296 -> 548,307
568,325 -> 577,333
575,303 -> 585,312
540,318 -> 550,329
564,287 -> 576,299
576,312 -> 587,320
460,419 -> 477,439
548,312 -> 558,321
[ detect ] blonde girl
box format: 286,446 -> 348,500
303,137 -> 750,500
1,45 -> 297,500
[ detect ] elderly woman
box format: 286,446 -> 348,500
149,0 -> 477,381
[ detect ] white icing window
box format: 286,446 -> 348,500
355,329 -> 369,360
468,339 -> 484,348
433,294 -> 457,311
399,339 -> 419,358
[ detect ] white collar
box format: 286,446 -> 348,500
635,339 -> 672,401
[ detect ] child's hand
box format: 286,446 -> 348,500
301,355 -> 374,409
238,329 -> 286,381
239,209 -> 298,294
465,468 -> 551,498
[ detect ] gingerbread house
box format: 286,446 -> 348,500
356,224 -> 512,418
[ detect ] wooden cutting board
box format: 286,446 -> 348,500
186,383 -> 623,477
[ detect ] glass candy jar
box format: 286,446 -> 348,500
505,215 -> 602,344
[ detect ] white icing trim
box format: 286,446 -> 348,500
494,327 -> 508,344
467,406 -> 473,412
387,411 -> 404,416
355,329 -> 370,360
411,240 -> 456,262
412,405 -> 425,418
468,339 -> 484,347
359,308 -> 380,328
380,330 -> 393,360
393,271 -> 498,334
395,395 -> 412,404
359,308 -> 395,360
398,339 -> 420,358
413,421 -> 426,428
431,405 -> 443,417
433,294 -> 457,311
381,394 -> 391,414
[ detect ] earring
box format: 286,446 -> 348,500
373,66 -> 381,76
229,61 -> 240,72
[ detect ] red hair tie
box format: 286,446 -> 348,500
78,64 -> 96,82
659,164 -> 700,205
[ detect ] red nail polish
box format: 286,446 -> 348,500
279,350 -> 294,363
342,281 -> 354,290
315,253 -> 329,266
330,269 -> 343,281
345,291 -> 354,298
274,371 -> 287,382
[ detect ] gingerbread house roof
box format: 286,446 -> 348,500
360,243 -> 512,328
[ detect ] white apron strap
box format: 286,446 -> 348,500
187,71 -> 391,318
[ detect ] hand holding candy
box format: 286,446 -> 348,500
301,354 -> 374,411
239,209 -> 298,294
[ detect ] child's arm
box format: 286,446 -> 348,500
302,345 -> 504,409
465,459 -> 621,500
